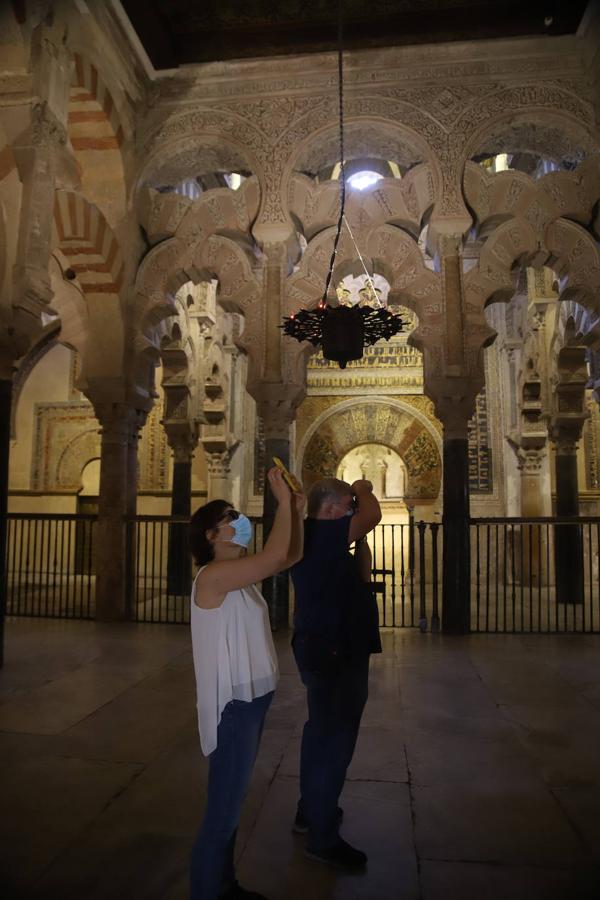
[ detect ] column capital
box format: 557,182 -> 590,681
515,447 -> 547,475
204,448 -> 233,478
95,403 -> 146,443
550,423 -> 585,456
248,379 -> 304,440
164,422 -> 200,464
426,376 -> 482,441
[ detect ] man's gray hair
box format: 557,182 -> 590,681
307,477 -> 352,517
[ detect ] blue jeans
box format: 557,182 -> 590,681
190,691 -> 274,900
298,657 -> 369,851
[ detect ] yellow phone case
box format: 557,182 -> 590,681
272,456 -> 302,493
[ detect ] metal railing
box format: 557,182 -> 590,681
129,517 -> 441,628
4,513 -> 599,633
129,515 -> 264,624
470,517 -> 600,633
4,513 -> 96,618
370,522 -> 441,631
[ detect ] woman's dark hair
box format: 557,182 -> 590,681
189,499 -> 230,566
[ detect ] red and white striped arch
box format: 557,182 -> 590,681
69,53 -> 124,152
53,190 -> 124,295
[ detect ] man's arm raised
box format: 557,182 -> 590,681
348,479 -> 382,544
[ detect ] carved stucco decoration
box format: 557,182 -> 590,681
56,428 -> 100,489
546,218 -> 600,315
137,109 -> 265,184
461,157 -> 600,373
464,159 -> 600,238
134,229 -> 264,388
287,164 -> 435,242
299,399 -> 441,498
138,177 -> 260,248
131,66 -> 599,409
31,402 -> 98,490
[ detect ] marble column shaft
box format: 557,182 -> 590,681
0,378 -> 12,667
554,436 -> 583,604
441,435 -> 471,634
95,405 -> 143,621
166,437 -> 197,597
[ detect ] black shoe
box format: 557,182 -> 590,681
305,838 -> 367,871
219,882 -> 268,900
292,805 -> 344,835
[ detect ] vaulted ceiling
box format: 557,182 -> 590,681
119,0 -> 588,70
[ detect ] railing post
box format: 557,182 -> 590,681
431,521 -> 440,632
418,520 -> 427,632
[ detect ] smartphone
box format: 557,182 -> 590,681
272,456 -> 302,493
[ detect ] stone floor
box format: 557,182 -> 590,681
1,619 -> 599,900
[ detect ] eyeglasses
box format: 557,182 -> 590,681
219,509 -> 240,524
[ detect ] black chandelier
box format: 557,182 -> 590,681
281,9 -> 404,369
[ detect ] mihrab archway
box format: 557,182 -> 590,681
297,398 -> 442,501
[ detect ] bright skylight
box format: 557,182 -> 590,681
347,170 -> 384,190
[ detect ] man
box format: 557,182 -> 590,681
290,476 -> 382,871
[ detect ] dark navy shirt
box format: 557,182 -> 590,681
291,516 -> 381,665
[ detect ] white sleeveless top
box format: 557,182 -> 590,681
190,567 -> 279,756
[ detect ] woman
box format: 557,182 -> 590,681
189,467 -> 305,900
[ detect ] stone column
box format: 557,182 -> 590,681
0,374 -> 12,667
253,385 -> 303,631
165,431 -> 198,596
205,449 -> 234,502
514,446 -> 547,585
429,233 -> 479,634
94,403 -> 144,621
553,429 -> 584,604
438,405 -> 472,635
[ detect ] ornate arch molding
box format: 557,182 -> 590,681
271,105 -> 446,228
546,219 -> 600,315
464,159 -> 600,237
53,190 -> 124,295
135,110 -> 266,196
134,232 -> 263,384
288,163 -> 435,242
465,217 -> 539,306
70,51 -> 130,148
287,223 -> 439,313
56,428 -> 101,490
296,397 -> 442,500
285,108 -> 443,181
459,95 -> 598,168
138,176 -> 260,247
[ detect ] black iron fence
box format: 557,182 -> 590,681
4,513 -> 96,618
370,521 -> 441,631
129,515 -> 264,624
470,517 -> 600,633
4,513 -> 599,633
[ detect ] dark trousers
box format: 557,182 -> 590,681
191,692 -> 273,900
298,656 -> 370,851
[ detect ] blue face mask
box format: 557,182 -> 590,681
229,514 -> 253,548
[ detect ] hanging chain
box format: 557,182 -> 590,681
342,215 -> 383,307
320,1 -> 345,308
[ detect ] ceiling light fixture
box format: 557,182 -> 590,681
281,3 -> 404,369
